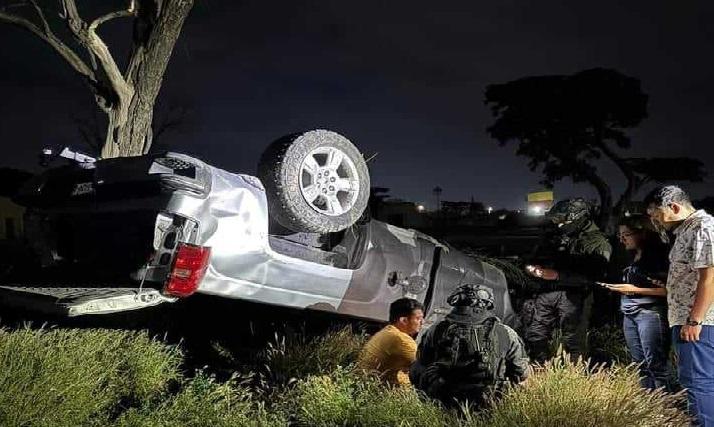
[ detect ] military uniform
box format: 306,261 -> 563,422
523,199 -> 612,362
410,285 -> 530,407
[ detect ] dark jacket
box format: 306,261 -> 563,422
530,221 -> 612,291
410,307 -> 530,405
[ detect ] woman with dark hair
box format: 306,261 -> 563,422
599,215 -> 671,390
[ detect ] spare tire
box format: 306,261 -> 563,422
258,130 -> 370,234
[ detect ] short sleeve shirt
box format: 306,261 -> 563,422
666,210 -> 714,326
356,324 -> 417,385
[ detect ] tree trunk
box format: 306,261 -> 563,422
581,167 -> 613,232
101,0 -> 193,159
592,131 -> 638,233
611,175 -> 648,229
611,188 -> 633,233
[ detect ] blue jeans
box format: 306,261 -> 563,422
623,306 -> 671,390
672,325 -> 714,427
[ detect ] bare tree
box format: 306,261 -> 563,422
74,104 -> 190,155
0,0 -> 194,158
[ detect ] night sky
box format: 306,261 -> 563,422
0,1 -> 712,210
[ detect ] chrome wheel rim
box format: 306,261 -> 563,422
299,146 -> 360,216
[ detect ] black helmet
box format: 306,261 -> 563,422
447,284 -> 495,310
546,198 -> 591,233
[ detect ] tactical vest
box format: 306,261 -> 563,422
430,316 -> 510,390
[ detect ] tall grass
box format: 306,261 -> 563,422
0,324 -> 689,427
259,325 -> 366,385
0,326 -> 284,427
587,322 -> 630,364
284,367 -> 451,427
0,327 -> 181,427
467,353 -> 689,427
114,372 -> 285,427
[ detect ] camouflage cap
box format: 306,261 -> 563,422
447,284 -> 495,310
546,198 -> 591,225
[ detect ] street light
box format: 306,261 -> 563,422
416,204 -> 425,212
487,206 -> 493,215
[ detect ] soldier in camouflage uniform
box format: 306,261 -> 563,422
523,198 -> 612,363
410,284 -> 530,408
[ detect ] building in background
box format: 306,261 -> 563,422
527,191 -> 554,216
0,196 -> 25,240
378,200 -> 429,229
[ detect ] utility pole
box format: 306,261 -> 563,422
433,186 -> 443,237
433,186 -> 443,212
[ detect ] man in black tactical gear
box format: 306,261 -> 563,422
522,198 -> 612,363
410,284 -> 530,408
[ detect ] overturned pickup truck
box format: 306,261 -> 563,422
0,130 -> 514,328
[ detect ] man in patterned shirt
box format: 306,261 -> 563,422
645,185 -> 714,426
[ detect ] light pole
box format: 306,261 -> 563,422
433,186 -> 442,212
433,186 -> 443,237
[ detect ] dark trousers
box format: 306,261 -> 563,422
623,306 -> 671,390
672,325 -> 714,427
523,290 -> 587,363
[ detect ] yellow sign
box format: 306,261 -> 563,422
527,191 -> 554,203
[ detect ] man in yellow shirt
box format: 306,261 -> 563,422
357,298 -> 424,385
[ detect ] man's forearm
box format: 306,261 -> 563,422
689,267 -> 714,322
636,287 -> 667,297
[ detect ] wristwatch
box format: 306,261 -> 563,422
685,317 -> 703,327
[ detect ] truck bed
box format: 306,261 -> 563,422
0,285 -> 168,316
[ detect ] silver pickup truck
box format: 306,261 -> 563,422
0,130 -> 514,328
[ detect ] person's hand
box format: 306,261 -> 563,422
421,364 -> 445,394
525,265 -> 559,281
648,278 -> 666,287
680,324 -> 702,342
598,283 -> 641,296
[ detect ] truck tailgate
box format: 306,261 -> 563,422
0,285 -> 169,317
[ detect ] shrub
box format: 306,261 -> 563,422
260,325 -> 367,385
284,367 -> 451,427
114,372 -> 286,427
587,322 -> 630,364
0,327 -> 181,427
546,323 -> 630,365
466,353 -> 689,427
472,255 -> 534,290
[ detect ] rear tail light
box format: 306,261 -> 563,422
164,243 -> 211,297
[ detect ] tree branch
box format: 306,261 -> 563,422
89,3 -> 136,32
592,128 -> 633,181
27,0 -> 49,32
61,0 -> 134,123
0,4 -> 96,82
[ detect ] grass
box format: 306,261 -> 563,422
258,325 -> 367,385
467,353 -> 688,427
283,367 -> 451,427
114,373 -> 285,427
0,327 -> 181,427
587,322 -> 631,364
0,323 -> 689,427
